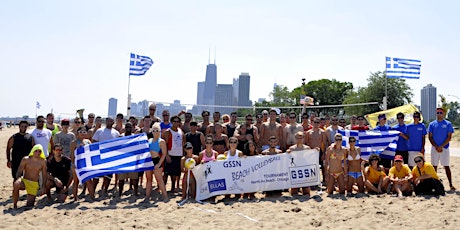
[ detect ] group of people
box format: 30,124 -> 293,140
6,104 -> 455,208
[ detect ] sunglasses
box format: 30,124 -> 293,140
370,159 -> 379,162
256,116 -> 263,119
37,120 -> 45,123
78,131 -> 87,134
413,116 -> 420,118
397,117 -> 404,119
205,142 -> 213,144
395,160 -> 403,163
152,130 -> 160,132
314,121 -> 320,124
414,159 -> 422,163
302,117 -> 308,119
74,121 -> 81,124
349,140 -> 356,143
437,111 -> 443,114
149,109 -> 156,111
163,114 -> 170,117
229,141 -> 237,144
289,116 -> 296,119
88,116 -> 95,118
335,139 -> 342,141
263,114 -> 268,116
172,120 -> 180,123
55,149 -> 63,151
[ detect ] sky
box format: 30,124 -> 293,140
1,1 -> 459,118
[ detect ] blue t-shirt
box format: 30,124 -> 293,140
406,123 -> 427,151
160,122 -> 172,131
428,119 -> 454,148
374,125 -> 391,131
392,124 -> 408,151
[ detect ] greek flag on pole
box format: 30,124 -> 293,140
129,53 -> 154,76
339,130 -> 400,160
36,101 -> 41,109
385,57 -> 421,79
75,133 -> 153,183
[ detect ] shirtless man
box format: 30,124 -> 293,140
148,103 -> 162,126
279,113 -> 288,129
12,144 -> 47,209
305,117 -> 328,182
45,113 -> 61,137
70,117 -> 82,137
254,113 -> 264,134
285,111 -> 303,150
325,115 -> 344,148
325,133 -> 347,195
181,112 -> 193,134
198,110 -> 211,134
258,109 -> 285,152
287,131 -> 312,196
261,110 -> 269,123
85,113 -> 96,131
207,111 -> 227,135
261,136 -> 283,155
129,116 -> 141,134
301,113 -> 312,132
114,113 -> 125,134
89,116 -> 102,139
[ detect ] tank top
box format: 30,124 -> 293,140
168,128 -> 184,156
149,138 -> 161,152
226,124 -> 237,137
186,132 -> 202,155
226,150 -> 239,161
237,126 -> 254,151
11,133 -> 34,163
201,150 -> 216,163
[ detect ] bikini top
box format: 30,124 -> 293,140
347,152 -> 361,161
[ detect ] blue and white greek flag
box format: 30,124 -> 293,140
385,57 -> 421,79
129,53 -> 154,76
75,133 -> 153,183
36,101 -> 41,109
339,130 -> 400,160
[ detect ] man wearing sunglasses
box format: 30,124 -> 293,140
406,111 -> 427,169
428,107 -> 455,191
29,116 -> 54,158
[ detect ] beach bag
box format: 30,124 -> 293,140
415,168 -> 445,196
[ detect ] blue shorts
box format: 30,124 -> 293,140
347,171 -> 363,179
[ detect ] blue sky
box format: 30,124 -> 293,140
1,1 -> 458,118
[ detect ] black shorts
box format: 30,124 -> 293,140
164,156 -> 182,176
319,150 -> 324,167
395,151 -> 409,165
152,157 -> 160,165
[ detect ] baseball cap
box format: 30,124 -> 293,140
394,155 -> 403,162
61,119 -> 70,125
185,142 -> 193,149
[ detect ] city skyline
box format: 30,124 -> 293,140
1,1 -> 459,117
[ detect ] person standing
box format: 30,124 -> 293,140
185,121 -> 205,155
428,107 -> 455,191
392,112 -> 409,164
6,121 -> 35,182
53,119 -> 76,158
92,117 -> 120,194
406,111 -> 427,169
29,116 -> 53,158
163,115 -> 185,192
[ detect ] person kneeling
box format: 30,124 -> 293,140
46,144 -> 72,202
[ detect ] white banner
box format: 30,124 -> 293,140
192,149 -> 320,201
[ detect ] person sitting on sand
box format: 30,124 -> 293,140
45,144 -> 72,202
12,144 -> 47,209
364,154 -> 390,194
325,133 -> 347,195
346,136 -> 365,194
388,155 -> 413,198
412,154 -> 445,196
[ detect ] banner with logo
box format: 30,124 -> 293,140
192,150 -> 320,201
365,104 -> 422,129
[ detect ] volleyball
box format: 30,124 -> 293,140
184,158 -> 196,169
217,154 -> 227,161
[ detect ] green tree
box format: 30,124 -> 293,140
447,101 -> 459,126
269,84 -> 296,106
344,71 -> 413,115
292,79 -> 354,115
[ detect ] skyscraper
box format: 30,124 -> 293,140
232,78 -> 239,106
237,72 -> 251,106
421,84 -> 437,122
108,98 -> 117,117
196,81 -> 206,114
215,84 -> 234,115
203,63 -> 217,113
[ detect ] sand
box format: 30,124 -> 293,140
1,127 -> 459,230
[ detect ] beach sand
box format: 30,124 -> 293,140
1,127 -> 459,229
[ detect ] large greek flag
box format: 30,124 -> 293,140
129,53 -> 154,76
385,57 -> 421,79
75,133 -> 153,183
339,130 -> 400,160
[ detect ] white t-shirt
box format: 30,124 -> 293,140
29,128 -> 53,157
92,128 -> 120,142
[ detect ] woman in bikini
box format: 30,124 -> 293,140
212,123 -> 228,155
346,136 -> 365,194
364,154 -> 390,194
198,136 -> 218,164
325,133 -> 347,195
145,123 -> 168,202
